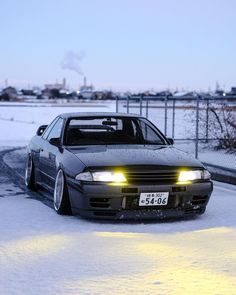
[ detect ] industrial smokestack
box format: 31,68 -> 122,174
62,77 -> 66,89
83,76 -> 87,87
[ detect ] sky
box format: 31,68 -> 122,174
1,0 -> 236,91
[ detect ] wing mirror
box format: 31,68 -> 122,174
36,125 -> 48,136
49,137 -> 61,147
167,138 -> 174,145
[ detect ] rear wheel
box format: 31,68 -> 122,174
25,154 -> 37,190
54,169 -> 71,215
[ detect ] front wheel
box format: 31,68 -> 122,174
54,169 -> 71,215
25,154 -> 37,190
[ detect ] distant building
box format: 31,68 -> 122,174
230,87 -> 236,95
2,87 -> 17,100
44,83 -> 64,90
45,78 -> 67,91
173,91 -> 197,98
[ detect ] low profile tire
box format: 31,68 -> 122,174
54,169 -> 72,215
198,207 -> 206,215
25,154 -> 37,191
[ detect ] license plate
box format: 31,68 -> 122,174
139,192 -> 169,206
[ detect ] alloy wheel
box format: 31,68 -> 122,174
25,155 -> 33,187
54,169 -> 64,211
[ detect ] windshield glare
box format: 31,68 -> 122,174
65,117 -> 166,146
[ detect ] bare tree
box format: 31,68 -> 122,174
187,100 -> 236,152
204,102 -> 236,151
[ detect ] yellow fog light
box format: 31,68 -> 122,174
112,172 -> 127,183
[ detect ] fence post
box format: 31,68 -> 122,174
205,97 -> 209,143
140,94 -> 143,115
172,96 -> 175,139
195,95 -> 200,159
145,97 -> 149,118
116,95 -> 119,113
127,96 -> 130,114
164,95 -> 168,136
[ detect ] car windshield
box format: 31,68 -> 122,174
65,116 -> 167,146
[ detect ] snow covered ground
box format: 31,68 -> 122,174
176,141 -> 236,171
0,165 -> 236,294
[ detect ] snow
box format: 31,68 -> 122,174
0,103 -> 111,147
0,177 -> 235,294
200,150 -> 236,170
176,141 -> 236,170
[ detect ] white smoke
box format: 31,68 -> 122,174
61,50 -> 85,76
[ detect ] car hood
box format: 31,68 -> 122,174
67,145 -> 203,169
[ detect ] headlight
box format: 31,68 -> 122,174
92,171 -> 126,182
75,171 -> 127,183
75,172 -> 93,181
178,169 -> 211,183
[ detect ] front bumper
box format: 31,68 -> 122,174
67,179 -> 213,220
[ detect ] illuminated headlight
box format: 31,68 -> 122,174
75,171 -> 127,183
92,171 -> 126,182
178,169 -> 211,183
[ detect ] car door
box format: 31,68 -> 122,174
34,117 -> 58,184
39,117 -> 64,189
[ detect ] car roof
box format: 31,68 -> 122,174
59,112 -> 143,119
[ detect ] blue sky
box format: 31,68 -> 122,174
1,0 -> 236,91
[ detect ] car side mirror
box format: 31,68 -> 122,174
49,137 -> 61,147
36,125 -> 48,136
167,138 -> 174,145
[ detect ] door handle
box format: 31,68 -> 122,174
40,148 -> 44,152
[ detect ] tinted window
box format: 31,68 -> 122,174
65,117 -> 166,145
47,118 -> 64,141
42,117 -> 59,139
139,120 -> 164,144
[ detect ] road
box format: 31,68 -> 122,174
0,148 -> 236,295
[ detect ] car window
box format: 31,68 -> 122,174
42,117 -> 59,139
65,117 -> 166,145
47,118 -> 64,141
139,120 -> 164,144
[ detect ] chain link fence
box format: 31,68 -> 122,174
115,95 -> 236,183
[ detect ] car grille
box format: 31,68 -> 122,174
125,170 -> 179,184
